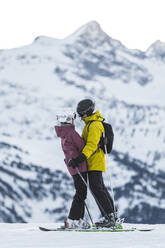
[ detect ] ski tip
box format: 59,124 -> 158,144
137,229 -> 154,232
39,226 -> 53,231
39,227 -> 48,231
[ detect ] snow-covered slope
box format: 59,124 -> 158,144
0,21 -> 165,224
0,223 -> 164,248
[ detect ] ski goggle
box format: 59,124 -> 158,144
78,111 -> 87,118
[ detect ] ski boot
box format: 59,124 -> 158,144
114,212 -> 124,229
95,213 -> 116,228
115,217 -> 124,229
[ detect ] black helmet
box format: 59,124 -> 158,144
77,99 -> 95,117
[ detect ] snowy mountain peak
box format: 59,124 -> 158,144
32,21 -> 107,45
77,20 -> 102,34
65,20 -> 108,41
146,40 -> 165,58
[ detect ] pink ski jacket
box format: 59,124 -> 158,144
55,125 -> 87,176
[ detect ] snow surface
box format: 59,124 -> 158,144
0,223 -> 164,248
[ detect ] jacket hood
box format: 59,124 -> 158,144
55,125 -> 74,138
82,110 -> 103,124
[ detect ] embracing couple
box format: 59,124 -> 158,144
55,99 -> 116,229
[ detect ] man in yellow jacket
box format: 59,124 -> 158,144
68,99 -> 116,228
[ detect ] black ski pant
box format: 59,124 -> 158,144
68,172 -> 87,220
68,171 -> 114,220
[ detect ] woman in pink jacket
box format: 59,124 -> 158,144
54,111 -> 89,229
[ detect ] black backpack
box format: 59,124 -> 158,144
87,120 -> 114,154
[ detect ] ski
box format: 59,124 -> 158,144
39,226 -> 154,232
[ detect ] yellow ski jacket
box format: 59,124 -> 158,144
81,110 -> 106,172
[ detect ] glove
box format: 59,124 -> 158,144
68,158 -> 77,169
68,153 -> 86,169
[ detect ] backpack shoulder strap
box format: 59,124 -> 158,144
87,120 -> 95,132
87,120 -> 104,132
